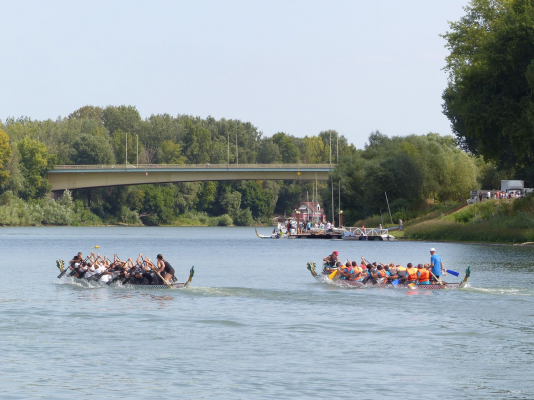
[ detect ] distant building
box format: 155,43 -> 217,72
291,202 -> 325,223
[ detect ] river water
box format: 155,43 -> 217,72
1,226 -> 533,399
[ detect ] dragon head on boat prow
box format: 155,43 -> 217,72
307,262 -> 318,277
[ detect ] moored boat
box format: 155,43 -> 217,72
255,228 -> 288,239
306,262 -> 470,289
56,260 -> 194,289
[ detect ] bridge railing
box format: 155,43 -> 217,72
52,163 -> 335,170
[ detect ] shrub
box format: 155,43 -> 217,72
217,214 -> 233,226
234,208 -> 253,226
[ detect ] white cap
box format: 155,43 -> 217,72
430,248 -> 436,252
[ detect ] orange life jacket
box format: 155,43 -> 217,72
378,269 -> 387,278
407,267 -> 418,282
417,269 -> 430,283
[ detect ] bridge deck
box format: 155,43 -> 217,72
48,164 -> 334,192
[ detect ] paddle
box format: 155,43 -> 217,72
146,258 -> 172,288
430,270 -> 446,287
328,269 -> 339,280
106,257 -> 127,285
446,269 -> 460,277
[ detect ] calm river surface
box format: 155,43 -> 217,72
1,227 -> 533,399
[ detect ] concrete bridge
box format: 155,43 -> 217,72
47,164 -> 334,193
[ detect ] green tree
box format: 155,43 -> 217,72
111,129 -> 138,164
258,138 -> 281,163
17,137 -> 56,199
103,105 -> 141,134
220,189 -> 242,218
159,140 -> 186,164
68,105 -> 104,121
272,132 -> 299,163
182,118 -> 211,164
139,185 -> 175,225
442,0 -> 534,168
0,129 -> 12,186
70,134 -> 115,165
198,181 -> 217,211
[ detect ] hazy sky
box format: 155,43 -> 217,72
1,0 -> 469,149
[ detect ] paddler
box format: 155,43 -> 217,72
157,254 -> 175,282
362,263 -> 379,284
386,264 -> 398,283
376,265 -> 387,282
417,264 -> 430,285
395,265 -> 407,283
338,261 -> 355,280
351,261 -> 364,281
406,263 -> 418,285
429,248 -> 444,283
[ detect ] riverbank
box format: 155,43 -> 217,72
395,196 -> 534,244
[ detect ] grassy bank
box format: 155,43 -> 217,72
400,196 -> 534,244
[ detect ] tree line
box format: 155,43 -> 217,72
0,106 -> 356,225
0,103 -> 505,227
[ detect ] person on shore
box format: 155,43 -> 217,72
429,248 -> 444,282
157,254 -> 175,282
398,219 -> 403,231
479,192 -> 483,202
417,264 -> 430,285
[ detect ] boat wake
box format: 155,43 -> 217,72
463,285 -> 534,296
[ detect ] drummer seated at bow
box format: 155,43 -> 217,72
323,251 -> 339,272
68,252 -> 83,275
417,264 -> 430,285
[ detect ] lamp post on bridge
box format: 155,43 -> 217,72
125,132 -> 128,166
136,134 -> 139,167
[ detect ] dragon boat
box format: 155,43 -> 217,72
56,260 -> 194,289
306,262 -> 470,289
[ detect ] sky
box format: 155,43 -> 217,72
0,0 -> 469,149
